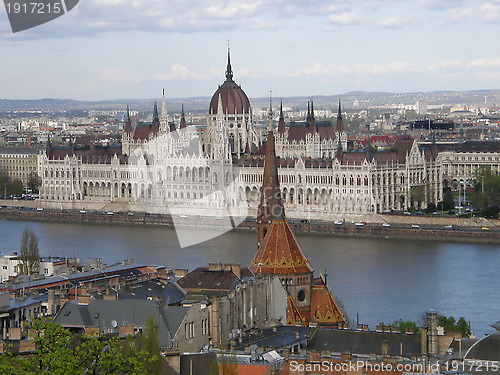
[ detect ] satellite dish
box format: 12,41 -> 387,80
111,320 -> 118,328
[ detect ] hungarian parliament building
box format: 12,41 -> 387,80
40,53 -> 500,221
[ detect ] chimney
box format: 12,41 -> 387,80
209,263 -> 223,271
163,351 -> 181,373
230,264 -> 241,279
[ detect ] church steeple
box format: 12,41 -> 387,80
256,98 -> 285,246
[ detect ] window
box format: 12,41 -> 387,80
185,322 -> 195,339
201,319 -> 209,335
297,290 -> 306,302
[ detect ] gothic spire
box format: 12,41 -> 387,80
225,47 -> 233,81
160,89 -> 169,133
306,100 -> 311,124
124,104 -> 132,133
278,100 -> 286,133
257,98 -> 285,246
180,103 -> 186,129
309,99 -> 317,133
152,101 -> 160,133
336,99 -> 344,133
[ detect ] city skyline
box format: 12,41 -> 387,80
1,0 -> 500,101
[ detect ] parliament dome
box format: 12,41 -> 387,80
209,51 -> 251,115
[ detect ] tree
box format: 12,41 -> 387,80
410,186 -> 425,209
439,187 -> 455,211
27,174 -> 41,193
391,319 -> 421,334
472,166 -> 500,218
7,178 -> 24,196
0,176 -> 9,198
141,315 -> 162,375
209,358 -> 220,375
19,227 -> 40,276
437,315 -> 471,338
1,318 -> 148,374
217,339 -> 237,375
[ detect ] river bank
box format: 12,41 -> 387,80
1,204 -> 499,244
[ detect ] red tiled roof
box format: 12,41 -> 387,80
249,220 -> 314,275
286,295 -> 306,326
310,287 -> 345,324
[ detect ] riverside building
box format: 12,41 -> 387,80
39,52 -> 500,221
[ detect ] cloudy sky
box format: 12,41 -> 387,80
1,0 -> 500,101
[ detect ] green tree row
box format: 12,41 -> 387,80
381,315 -> 471,338
471,166 -> 500,219
0,174 -> 41,197
0,316 -> 163,375
437,315 -> 471,338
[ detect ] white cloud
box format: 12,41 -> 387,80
418,0 -> 465,11
204,1 -> 263,19
375,16 -> 409,28
442,2 -> 500,24
326,12 -> 361,30
155,64 -> 220,81
467,58 -> 500,68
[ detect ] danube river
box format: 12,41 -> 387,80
1,219 -> 499,337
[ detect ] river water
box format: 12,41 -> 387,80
1,219 -> 498,337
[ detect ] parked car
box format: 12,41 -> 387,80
334,220 -> 343,225
411,224 -> 420,228
355,222 -> 366,226
382,223 -> 391,227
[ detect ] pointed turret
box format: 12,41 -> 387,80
278,100 -> 286,133
256,99 -> 285,246
151,101 -> 160,133
335,100 -> 344,133
124,104 -> 132,133
335,134 -> 343,161
160,89 -> 169,133
225,48 -> 233,81
180,103 -> 187,129
306,100 -> 311,124
365,136 -> 374,162
244,140 -> 251,155
308,100 -> 317,133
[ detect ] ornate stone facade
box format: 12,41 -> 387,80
39,53 -> 500,220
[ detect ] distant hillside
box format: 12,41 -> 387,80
1,90 -> 499,112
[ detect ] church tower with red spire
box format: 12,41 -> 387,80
249,101 -> 345,326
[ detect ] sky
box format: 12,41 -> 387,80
1,0 -> 500,101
